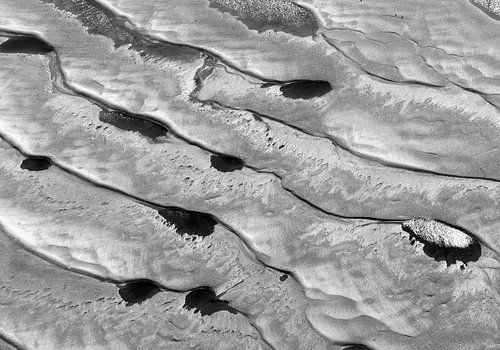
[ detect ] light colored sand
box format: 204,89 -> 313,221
0,0 -> 500,348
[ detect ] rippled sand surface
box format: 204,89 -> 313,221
0,1 -> 500,349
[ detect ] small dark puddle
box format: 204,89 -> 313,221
252,113 -> 264,122
118,281 -> 161,306
0,36 -> 54,54
184,287 -> 238,316
210,155 -> 244,172
20,157 -> 52,171
98,111 -> 168,141
402,225 -> 481,266
158,208 -> 216,238
279,274 -> 288,282
343,345 -> 374,350
278,80 -> 332,99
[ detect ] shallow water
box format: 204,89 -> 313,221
20,157 -> 52,171
118,281 -> 161,305
0,36 -> 53,54
98,110 -> 169,141
278,80 -> 332,99
184,287 -> 238,316
158,208 -> 217,238
210,154 -> 244,172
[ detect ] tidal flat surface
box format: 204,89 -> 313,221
0,0 -> 500,349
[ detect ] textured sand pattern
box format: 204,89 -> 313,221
0,0 -> 499,349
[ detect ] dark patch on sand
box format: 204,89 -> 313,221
210,154 -> 244,172
260,82 -> 277,89
40,0 -> 135,47
279,80 -> 332,99
158,208 -> 217,238
40,0 -> 199,61
208,0 -> 318,37
402,225 -> 481,266
469,0 -> 500,21
279,274 -> 288,282
20,157 -> 52,171
252,113 -> 264,122
343,344 -> 374,350
98,110 -> 168,141
135,41 -> 201,63
118,280 -> 161,305
0,36 -> 54,54
184,287 -> 238,316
